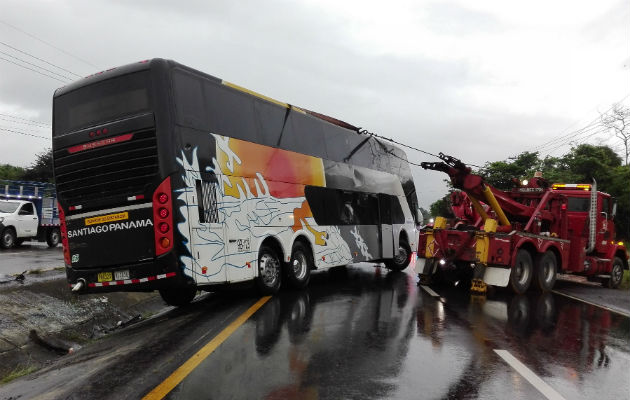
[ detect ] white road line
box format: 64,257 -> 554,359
419,285 -> 440,297
552,290 -> 630,318
494,349 -> 566,400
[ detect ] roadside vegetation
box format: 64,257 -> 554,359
1,365 -> 38,385
0,149 -> 53,182
622,270 -> 630,290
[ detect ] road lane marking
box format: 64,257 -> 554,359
420,285 -> 440,297
494,349 -> 566,400
552,290 -> 630,318
142,296 -> 271,400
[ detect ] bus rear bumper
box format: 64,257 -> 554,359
65,252 -> 191,294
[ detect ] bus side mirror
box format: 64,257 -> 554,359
612,202 -> 617,219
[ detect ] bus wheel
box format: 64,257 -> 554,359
534,251 -> 557,292
510,249 -> 533,294
607,257 -> 624,289
256,245 -> 281,295
385,239 -> 411,271
1,228 -> 16,249
46,228 -> 61,247
286,242 -> 312,289
159,287 -> 197,307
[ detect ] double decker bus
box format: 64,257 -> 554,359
52,59 -> 420,306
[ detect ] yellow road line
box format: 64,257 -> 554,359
142,296 -> 271,400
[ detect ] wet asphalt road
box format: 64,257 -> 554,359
1,263 -> 629,400
0,241 -> 63,275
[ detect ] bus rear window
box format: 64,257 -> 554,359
54,72 -> 151,135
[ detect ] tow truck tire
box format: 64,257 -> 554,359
46,228 -> 61,247
285,242 -> 312,289
607,257 -> 624,289
510,249 -> 533,294
534,251 -> 557,292
159,287 -> 197,307
256,245 -> 282,295
385,238 -> 411,271
1,228 -> 16,249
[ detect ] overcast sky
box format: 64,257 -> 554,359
1,0 -> 628,207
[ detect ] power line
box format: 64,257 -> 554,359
0,113 -> 50,127
0,50 -> 74,81
0,55 -> 68,83
528,94 -> 630,154
0,127 -> 48,140
537,124 -> 609,156
0,19 -> 98,69
0,40 -> 82,78
0,117 -> 50,128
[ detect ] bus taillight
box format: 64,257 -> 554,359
153,177 -> 173,256
58,205 -> 71,265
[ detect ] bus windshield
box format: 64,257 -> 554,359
53,71 -> 151,135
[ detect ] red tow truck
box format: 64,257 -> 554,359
417,153 -> 629,294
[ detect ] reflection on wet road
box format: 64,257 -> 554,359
161,265 -> 630,400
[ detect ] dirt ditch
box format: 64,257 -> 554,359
0,270 -> 167,384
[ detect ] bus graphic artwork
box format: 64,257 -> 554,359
52,59 -> 420,306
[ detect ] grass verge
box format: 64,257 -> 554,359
621,269 -> 630,290
1,365 -> 38,385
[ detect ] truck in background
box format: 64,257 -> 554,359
417,153 -> 629,294
0,180 -> 61,249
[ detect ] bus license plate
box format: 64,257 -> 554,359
97,272 -> 113,282
114,270 -> 130,281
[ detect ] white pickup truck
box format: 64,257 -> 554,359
0,181 -> 61,249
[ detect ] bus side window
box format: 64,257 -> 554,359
195,174 -> 219,224
391,196 -> 405,224
340,191 -> 355,225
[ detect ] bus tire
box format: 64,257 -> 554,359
534,251 -> 557,292
285,242 -> 312,289
159,287 -> 197,307
1,228 -> 17,249
607,257 -> 624,289
385,238 -> 411,271
46,228 -> 61,247
256,245 -> 282,295
510,249 -> 533,294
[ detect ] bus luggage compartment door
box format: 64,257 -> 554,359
379,194 -> 394,259
185,175 -> 226,283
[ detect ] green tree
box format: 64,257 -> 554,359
429,195 -> 453,218
0,164 -> 26,180
481,151 -> 540,189
21,149 -> 53,183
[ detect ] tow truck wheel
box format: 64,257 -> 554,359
1,228 -> 16,249
46,228 -> 61,247
285,242 -> 312,289
159,286 -> 197,307
256,245 -> 282,295
510,249 -> 533,294
385,239 -> 411,271
607,257 -> 624,289
534,251 -> 557,292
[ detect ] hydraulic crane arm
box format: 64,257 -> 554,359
421,153 -> 545,228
